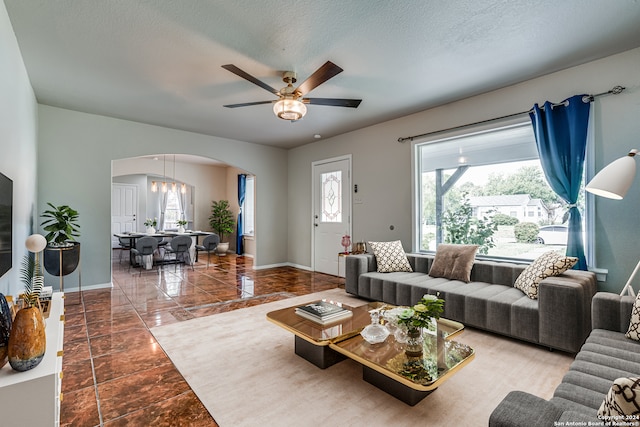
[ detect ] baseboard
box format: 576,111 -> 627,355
252,262 -> 312,271
64,281 -> 113,293
253,262 -> 290,270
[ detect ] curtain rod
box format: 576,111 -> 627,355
397,85 -> 625,143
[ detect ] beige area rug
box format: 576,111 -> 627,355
151,289 -> 574,427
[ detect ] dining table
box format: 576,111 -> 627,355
114,230 -> 213,268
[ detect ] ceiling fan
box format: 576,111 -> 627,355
222,61 -> 362,121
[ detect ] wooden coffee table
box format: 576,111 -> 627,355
266,299 -> 475,405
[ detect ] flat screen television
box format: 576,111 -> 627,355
0,172 -> 12,278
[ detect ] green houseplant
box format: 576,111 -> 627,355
40,203 -> 81,278
41,203 -> 80,247
209,200 -> 235,255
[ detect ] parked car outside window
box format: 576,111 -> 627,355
536,225 -> 568,245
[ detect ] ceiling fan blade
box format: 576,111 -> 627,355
223,100 -> 275,108
295,61 -> 344,96
222,64 -> 280,96
304,98 -> 362,108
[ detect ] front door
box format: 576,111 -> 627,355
313,157 -> 351,275
111,183 -> 138,248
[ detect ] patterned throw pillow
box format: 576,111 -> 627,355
368,241 -> 413,273
625,292 -> 640,341
598,377 -> 640,418
513,251 -> 578,299
428,244 -> 478,283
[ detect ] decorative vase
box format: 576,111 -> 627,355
0,293 -> 13,368
177,226 -> 185,233
353,241 -> 367,254
146,227 -> 156,234
360,310 -> 390,344
405,328 -> 424,358
341,234 -> 351,253
8,306 -> 46,371
216,242 -> 229,255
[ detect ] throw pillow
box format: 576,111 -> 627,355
598,377 -> 640,418
368,241 -> 413,273
625,292 -> 640,341
513,251 -> 578,299
428,244 -> 478,283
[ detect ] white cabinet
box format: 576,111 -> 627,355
0,293 -> 65,426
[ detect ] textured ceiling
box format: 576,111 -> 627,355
5,0 -> 640,148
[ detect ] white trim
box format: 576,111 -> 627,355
252,262 -> 312,271
585,106 -> 597,269
411,140 -> 419,252
63,281 -> 113,293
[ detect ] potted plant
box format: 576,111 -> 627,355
208,200 -> 235,255
177,219 -> 188,233
40,203 -> 81,277
144,217 -> 157,234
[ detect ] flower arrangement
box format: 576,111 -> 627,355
144,218 -> 157,227
177,219 -> 188,226
396,294 -> 445,331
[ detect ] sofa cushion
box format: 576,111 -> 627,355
428,244 -> 478,283
625,292 -> 640,341
368,240 -> 413,273
598,377 -> 640,418
513,251 -> 578,299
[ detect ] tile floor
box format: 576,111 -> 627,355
61,252 -> 344,426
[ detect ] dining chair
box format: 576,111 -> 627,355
155,236 -> 169,258
195,234 -> 220,268
164,235 -> 194,271
118,236 -> 133,264
129,236 -> 158,275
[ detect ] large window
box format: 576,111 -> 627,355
414,121 -> 587,262
163,189 -> 183,229
242,176 -> 255,237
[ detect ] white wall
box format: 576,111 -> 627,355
0,3 -> 38,298
37,106 -> 286,288
289,47 -> 640,293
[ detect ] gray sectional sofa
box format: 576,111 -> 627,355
489,292 -> 640,426
345,252 -> 597,353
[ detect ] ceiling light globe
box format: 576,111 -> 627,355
273,99 -> 306,121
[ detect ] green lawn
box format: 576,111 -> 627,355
422,225 -> 567,259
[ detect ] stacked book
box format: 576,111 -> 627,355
295,300 -> 353,325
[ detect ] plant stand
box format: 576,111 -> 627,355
44,244 -> 82,305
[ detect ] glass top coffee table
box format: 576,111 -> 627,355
267,299 -> 475,406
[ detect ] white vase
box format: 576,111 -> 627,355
146,227 -> 156,234
178,226 -> 185,233
216,242 -> 229,255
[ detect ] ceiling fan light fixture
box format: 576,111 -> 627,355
273,98 -> 307,121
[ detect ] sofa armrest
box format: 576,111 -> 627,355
489,391 -> 564,427
538,271 -> 597,353
345,254 -> 376,295
592,292 -> 635,333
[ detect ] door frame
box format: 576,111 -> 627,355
311,154 -> 352,272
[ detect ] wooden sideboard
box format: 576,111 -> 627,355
0,293 -> 65,426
